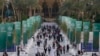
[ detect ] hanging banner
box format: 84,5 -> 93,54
71,19 -> 76,29
22,21 -> 28,45
93,32 -> 99,52
14,22 -> 21,45
93,23 -> 100,31
68,30 -> 75,43
75,21 -> 82,44
75,21 -> 82,31
83,22 -> 90,31
6,23 -> 16,52
83,22 -> 90,44
69,19 -> 76,43
27,19 -> 32,38
65,17 -> 71,29
93,23 -> 100,52
0,24 -> 7,52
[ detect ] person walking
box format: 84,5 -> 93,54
3,51 -> 8,56
56,49 -> 60,56
41,52 -> 45,56
48,45 -> 51,54
44,47 -> 47,53
63,46 -> 65,54
66,45 -> 69,52
17,46 -> 20,56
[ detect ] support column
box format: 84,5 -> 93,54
34,8 -> 36,15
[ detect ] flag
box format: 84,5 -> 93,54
6,23 -> 15,52
75,21 -> 82,44
0,23 -> 7,52
83,22 -> 90,44
69,19 -> 76,43
14,22 -> 21,45
27,19 -> 32,38
93,23 -> 100,52
22,20 -> 28,44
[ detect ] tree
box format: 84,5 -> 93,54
13,0 -> 39,20
13,0 -> 27,21
25,0 -> 38,17
0,0 -> 4,22
59,0 -> 100,23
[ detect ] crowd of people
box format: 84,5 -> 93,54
33,23 -> 98,56
2,23 -> 98,56
33,24 -> 71,56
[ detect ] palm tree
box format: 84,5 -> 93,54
59,0 -> 100,22
25,0 -> 38,17
0,0 -> 4,22
12,0 -> 27,21
12,0 -> 39,21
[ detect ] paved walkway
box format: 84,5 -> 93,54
0,22 -> 99,56
27,22 -> 73,56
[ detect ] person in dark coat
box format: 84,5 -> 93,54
3,51 -> 8,56
37,39 -> 41,47
37,52 -> 41,56
17,46 -> 20,56
35,53 -> 38,56
52,42 -> 55,49
59,46 -> 62,54
56,49 -> 60,56
92,53 -> 98,56
66,45 -> 69,52
48,46 -> 51,54
63,46 -> 65,54
41,52 -> 45,56
44,47 -> 47,53
78,50 -> 81,55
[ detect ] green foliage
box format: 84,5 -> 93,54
0,0 -> 4,8
60,22 -> 67,33
59,0 -> 100,23
13,0 -> 27,10
22,14 -> 28,20
25,0 -> 38,7
13,0 -> 38,9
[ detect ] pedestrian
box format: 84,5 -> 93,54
92,53 -> 98,56
78,50 -> 81,55
63,46 -> 65,54
3,51 -> 8,56
52,42 -> 55,49
56,49 -> 60,56
37,52 -> 41,56
41,52 -> 45,56
35,53 -> 38,56
44,45 -> 47,53
66,45 -> 69,52
48,35 -> 52,40
48,45 -> 51,54
37,40 -> 41,46
17,46 -> 20,56
59,46 -> 62,54
32,36 -> 35,41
